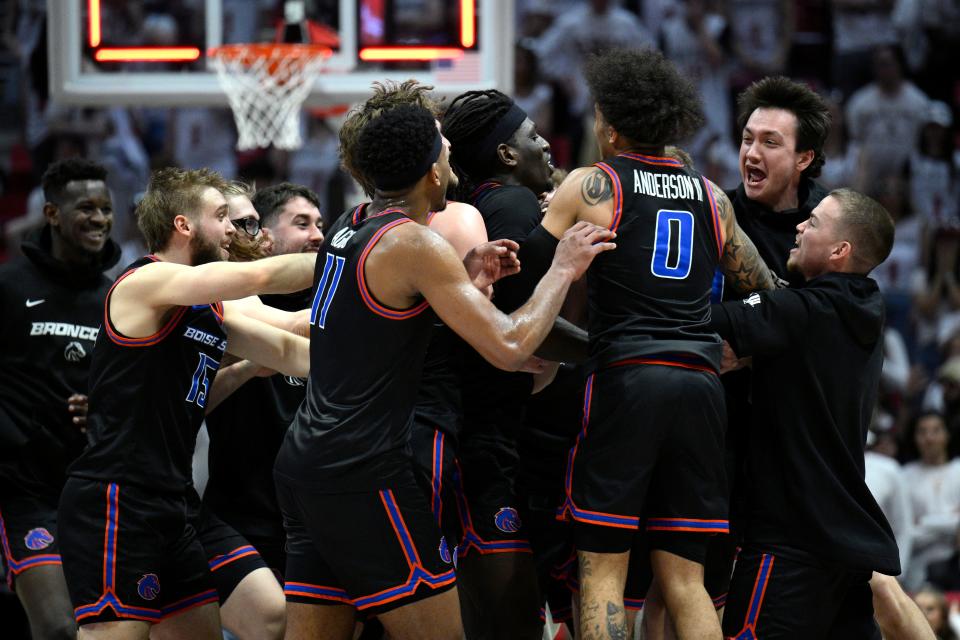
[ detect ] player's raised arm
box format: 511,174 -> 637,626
116,253 -> 315,310
404,221 -> 614,371
709,179 -> 777,292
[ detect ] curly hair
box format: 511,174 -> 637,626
441,89 -> 517,186
41,158 -> 108,203
584,48 -> 704,147
736,76 -> 831,179
136,167 -> 227,252
355,104 -> 439,192
251,182 -> 321,228
340,80 -> 439,196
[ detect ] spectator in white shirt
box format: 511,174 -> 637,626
902,412 -> 960,589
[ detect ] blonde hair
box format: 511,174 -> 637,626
136,167 -> 228,252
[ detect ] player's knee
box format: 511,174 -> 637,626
260,590 -> 287,638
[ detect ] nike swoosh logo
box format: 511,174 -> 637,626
25,299 -> 45,307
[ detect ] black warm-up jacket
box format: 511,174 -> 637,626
711,273 -> 901,575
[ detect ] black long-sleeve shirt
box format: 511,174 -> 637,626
711,273 -> 900,574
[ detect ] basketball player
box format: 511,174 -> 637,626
336,80 -> 490,581
272,104 -> 614,640
57,167 -> 316,640
181,180 -> 293,640
0,159 -> 118,640
528,48 -> 776,639
713,189 -> 900,637
440,89 -> 571,638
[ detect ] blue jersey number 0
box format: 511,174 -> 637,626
650,210 -> 695,280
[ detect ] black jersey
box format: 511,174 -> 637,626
413,322 -> 463,439
588,152 -> 723,372
0,227 -> 120,493
203,289 -> 310,538
274,206 -> 434,491
453,183 -> 542,478
711,274 -> 900,574
67,256 -> 227,494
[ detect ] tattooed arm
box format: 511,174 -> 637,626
710,180 -> 777,293
541,166 -> 616,238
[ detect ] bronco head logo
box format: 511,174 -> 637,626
439,536 -> 452,564
64,341 -> 87,362
137,573 -> 160,600
24,527 -> 54,550
494,507 -> 522,534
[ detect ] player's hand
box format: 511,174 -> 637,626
68,394 -> 89,433
464,239 -> 521,293
553,221 -> 616,280
719,341 -> 752,374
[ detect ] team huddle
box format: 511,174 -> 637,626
0,48 -> 926,640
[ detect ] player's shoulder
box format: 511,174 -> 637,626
375,217 -> 443,251
434,200 -> 482,222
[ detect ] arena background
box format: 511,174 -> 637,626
0,0 -> 959,637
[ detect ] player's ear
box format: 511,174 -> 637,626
497,143 -> 518,168
43,202 -> 60,227
430,163 -> 441,186
173,214 -> 191,234
833,240 -> 852,259
796,149 -> 815,174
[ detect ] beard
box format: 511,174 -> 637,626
189,232 -> 225,266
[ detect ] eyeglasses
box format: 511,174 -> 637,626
232,217 -> 261,237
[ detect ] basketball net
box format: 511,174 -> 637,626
208,44 -> 330,150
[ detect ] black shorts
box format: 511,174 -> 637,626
0,491 -> 62,587
409,425 -> 463,563
561,365 -> 728,557
456,399 -> 532,559
196,506 -> 269,604
722,547 -> 879,639
276,473 -> 456,616
58,478 -> 217,625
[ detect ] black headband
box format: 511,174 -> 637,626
372,129 -> 443,192
456,103 -> 528,175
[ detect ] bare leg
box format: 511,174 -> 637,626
219,567 -> 286,640
148,601 -> 221,640
377,586 -> 463,640
577,550 -> 630,640
80,620 -> 150,640
284,602 -> 355,640
870,572 -> 936,640
14,564 -> 77,640
649,550 -> 720,640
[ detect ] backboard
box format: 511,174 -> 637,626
48,0 -> 514,107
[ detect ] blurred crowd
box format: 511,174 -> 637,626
1,0 -> 960,633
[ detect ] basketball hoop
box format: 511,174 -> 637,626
208,43 -> 331,151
